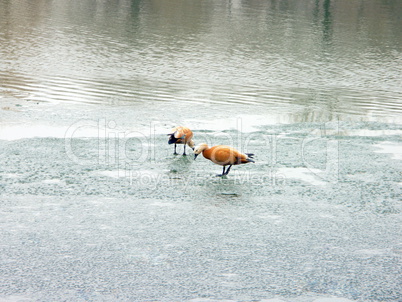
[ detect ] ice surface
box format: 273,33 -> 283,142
1,113 -> 401,301
374,142 -> 402,160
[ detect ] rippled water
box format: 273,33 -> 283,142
1,0 -> 401,122
1,1 -> 402,301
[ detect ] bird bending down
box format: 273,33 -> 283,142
168,126 -> 195,155
193,143 -> 254,176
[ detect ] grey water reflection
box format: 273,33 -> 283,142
0,0 -> 401,124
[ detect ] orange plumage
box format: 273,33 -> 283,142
168,126 -> 195,155
194,143 -> 254,176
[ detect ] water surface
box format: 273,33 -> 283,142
1,0 -> 401,122
0,1 -> 401,301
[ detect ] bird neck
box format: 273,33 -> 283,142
202,148 -> 212,160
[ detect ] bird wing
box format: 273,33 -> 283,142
226,147 -> 252,164
213,147 -> 241,165
173,127 -> 182,139
217,149 -> 232,165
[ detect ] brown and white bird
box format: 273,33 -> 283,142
168,126 -> 195,155
193,143 -> 254,176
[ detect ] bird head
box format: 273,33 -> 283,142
193,143 -> 208,160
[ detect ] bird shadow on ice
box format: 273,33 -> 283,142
165,154 -> 195,179
190,173 -> 250,204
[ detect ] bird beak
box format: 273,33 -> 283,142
194,154 -> 199,160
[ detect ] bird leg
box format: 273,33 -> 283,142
173,144 -> 178,155
224,165 -> 232,175
182,144 -> 187,156
216,166 -> 226,177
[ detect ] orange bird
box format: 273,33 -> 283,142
168,126 -> 195,155
194,143 -> 254,176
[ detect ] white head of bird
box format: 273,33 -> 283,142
193,143 -> 208,159
188,139 -> 195,149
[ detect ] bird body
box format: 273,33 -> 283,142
168,126 -> 195,155
194,143 -> 254,176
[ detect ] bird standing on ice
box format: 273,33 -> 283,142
168,126 -> 195,155
193,143 -> 254,176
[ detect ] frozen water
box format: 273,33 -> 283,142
374,142 -> 402,160
1,0 -> 401,300
1,101 -> 401,301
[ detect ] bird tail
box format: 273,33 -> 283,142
245,153 -> 255,163
168,134 -> 178,144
